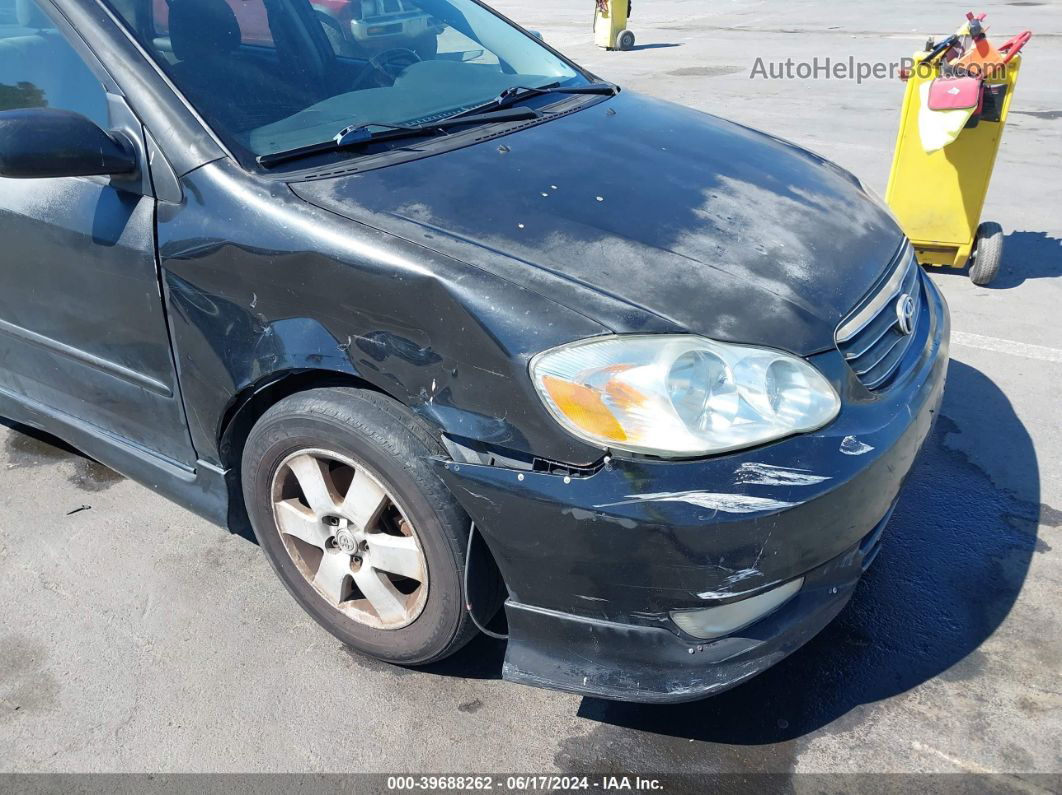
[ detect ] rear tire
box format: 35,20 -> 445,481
970,221 -> 1003,286
241,387 -> 501,665
616,29 -> 636,51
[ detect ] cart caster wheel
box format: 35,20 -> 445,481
615,29 -> 635,51
970,221 -> 1003,286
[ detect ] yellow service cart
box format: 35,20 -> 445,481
594,0 -> 635,51
885,21 -> 1031,286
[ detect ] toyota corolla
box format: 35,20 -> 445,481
0,0 -> 948,701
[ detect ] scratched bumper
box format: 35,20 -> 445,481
436,274 -> 949,702
499,516 -> 886,703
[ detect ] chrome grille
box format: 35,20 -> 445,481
836,242 -> 924,391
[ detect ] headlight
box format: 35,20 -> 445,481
529,335 -> 840,457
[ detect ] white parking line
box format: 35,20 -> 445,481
910,741 -> 1047,793
911,740 -> 996,774
952,331 -> 1062,364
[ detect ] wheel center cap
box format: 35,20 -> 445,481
334,528 -> 358,554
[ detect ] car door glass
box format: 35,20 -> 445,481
0,0 -> 108,127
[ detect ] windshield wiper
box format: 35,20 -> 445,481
257,106 -> 541,168
449,81 -> 618,120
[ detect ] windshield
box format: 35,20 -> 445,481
104,0 -> 584,164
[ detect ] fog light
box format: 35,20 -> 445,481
671,577 -> 804,639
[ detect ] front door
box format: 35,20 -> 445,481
0,0 -> 196,464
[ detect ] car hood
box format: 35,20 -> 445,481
292,90 -> 904,355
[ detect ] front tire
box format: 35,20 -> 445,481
241,387 -> 494,665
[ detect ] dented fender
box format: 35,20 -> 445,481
158,160 -> 613,466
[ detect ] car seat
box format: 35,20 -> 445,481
165,0 -> 317,133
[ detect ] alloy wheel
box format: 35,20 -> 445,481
270,448 -> 428,629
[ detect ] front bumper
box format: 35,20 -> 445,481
436,273 -> 950,702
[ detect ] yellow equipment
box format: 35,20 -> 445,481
594,0 -> 635,51
885,20 -> 1030,286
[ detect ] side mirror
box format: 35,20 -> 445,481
0,108 -> 137,179
528,30 -> 543,41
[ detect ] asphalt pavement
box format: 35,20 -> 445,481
1,0 -> 1059,785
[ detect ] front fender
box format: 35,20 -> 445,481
159,160 -> 610,466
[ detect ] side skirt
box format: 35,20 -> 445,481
0,385 -> 231,529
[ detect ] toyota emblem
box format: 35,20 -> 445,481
895,294 -> 916,335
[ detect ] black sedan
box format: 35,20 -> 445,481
0,0 -> 948,701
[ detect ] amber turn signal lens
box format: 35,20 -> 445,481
541,375 -> 628,441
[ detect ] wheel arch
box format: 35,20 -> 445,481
218,368 -> 391,473
217,368 -> 508,607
